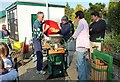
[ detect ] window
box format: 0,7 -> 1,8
7,7 -> 19,41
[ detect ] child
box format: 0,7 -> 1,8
0,57 -> 18,81
0,42 -> 13,71
0,57 -> 8,75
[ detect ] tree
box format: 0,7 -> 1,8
84,10 -> 92,25
65,2 -> 74,20
88,3 -> 106,17
108,1 -> 120,36
71,4 -> 84,20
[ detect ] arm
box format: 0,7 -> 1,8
33,22 -> 44,39
91,20 -> 106,33
49,23 -> 61,33
6,30 -> 10,35
72,22 -> 84,39
43,25 -> 50,33
71,24 -> 74,34
0,69 -> 18,81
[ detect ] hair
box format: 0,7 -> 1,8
68,20 -> 73,24
61,15 -> 69,22
0,56 -> 4,69
91,11 -> 100,17
37,11 -> 44,17
2,24 -> 6,30
0,42 -> 9,58
75,11 -> 84,19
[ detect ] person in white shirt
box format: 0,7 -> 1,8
71,11 -> 90,81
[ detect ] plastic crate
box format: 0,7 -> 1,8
0,39 -> 9,44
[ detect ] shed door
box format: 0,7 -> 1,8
31,14 -> 37,37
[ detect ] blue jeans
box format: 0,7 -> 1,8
76,51 -> 88,81
36,51 -> 43,71
33,39 -> 43,71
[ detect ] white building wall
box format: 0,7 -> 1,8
17,5 -> 64,44
48,7 -> 64,23
0,17 -> 6,30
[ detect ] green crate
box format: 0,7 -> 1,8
0,39 -> 9,44
48,55 -> 62,65
48,54 -> 64,76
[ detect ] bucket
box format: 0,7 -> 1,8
13,42 -> 23,50
25,44 -> 29,53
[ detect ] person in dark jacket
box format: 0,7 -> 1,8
89,11 -> 106,56
57,16 -> 74,42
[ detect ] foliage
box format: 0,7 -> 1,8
103,34 -> 120,53
88,3 -> 106,17
71,4 -> 84,20
65,2 -> 74,20
84,10 -> 92,25
108,1 -> 120,36
64,2 -> 107,29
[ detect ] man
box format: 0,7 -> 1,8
89,11 -> 106,56
71,11 -> 90,80
33,11 -> 46,74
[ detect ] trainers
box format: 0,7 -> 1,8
30,54 -> 34,58
36,70 -> 46,74
39,70 -> 46,74
32,55 -> 37,62
36,70 -> 40,74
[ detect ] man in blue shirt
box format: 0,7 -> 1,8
33,12 -> 46,74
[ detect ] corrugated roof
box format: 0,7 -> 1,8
0,10 -> 6,19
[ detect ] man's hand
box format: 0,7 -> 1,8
69,37 -> 74,41
90,28 -> 92,31
50,28 -> 59,32
43,25 -> 49,33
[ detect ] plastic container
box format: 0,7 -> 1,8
25,44 -> 29,53
13,42 -> 23,50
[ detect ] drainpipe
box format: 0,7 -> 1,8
46,0 -> 49,20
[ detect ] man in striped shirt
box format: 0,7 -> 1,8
33,12 -> 46,74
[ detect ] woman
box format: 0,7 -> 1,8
1,24 -> 12,50
0,42 -> 13,71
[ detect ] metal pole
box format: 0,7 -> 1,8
46,0 -> 49,20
